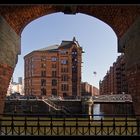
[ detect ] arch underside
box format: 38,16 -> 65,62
0,5 -> 140,38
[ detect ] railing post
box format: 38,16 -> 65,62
63,117 -> 66,135
0,115 -> 2,136
113,117 -> 115,135
76,117 -> 78,135
125,116 -> 128,135
101,118 -> 103,135
11,114 -> 14,135
137,119 -> 140,135
88,116 -> 91,135
24,115 -> 27,135
50,117 -> 53,135
37,115 -> 40,135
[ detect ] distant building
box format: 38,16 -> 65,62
99,53 -> 128,95
7,77 -> 24,96
81,82 -> 99,96
18,77 -> 22,84
24,37 -> 83,98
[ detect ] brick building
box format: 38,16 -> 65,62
81,82 -> 99,96
99,53 -> 128,95
24,37 -> 83,98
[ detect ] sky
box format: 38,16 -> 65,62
13,12 -> 120,88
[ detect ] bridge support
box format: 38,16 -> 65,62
0,16 -> 21,115
119,17 -> 140,117
81,96 -> 94,119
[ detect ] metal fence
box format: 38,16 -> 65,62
0,114 -> 140,136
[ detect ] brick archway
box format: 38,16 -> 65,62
0,5 -> 140,37
0,5 -> 140,114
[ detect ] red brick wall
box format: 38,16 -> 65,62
0,63 -> 14,113
0,5 -> 139,38
24,41 -> 82,98
127,64 -> 140,115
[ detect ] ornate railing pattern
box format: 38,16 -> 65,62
93,94 -> 132,103
0,114 -> 139,136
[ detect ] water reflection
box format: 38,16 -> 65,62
93,103 -> 134,120
93,104 -> 104,120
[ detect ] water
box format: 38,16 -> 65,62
93,104 -> 104,120
93,103 -> 134,120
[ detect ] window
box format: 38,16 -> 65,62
61,68 -> 64,72
31,79 -> 32,86
41,56 -> 46,61
61,85 -> 63,91
52,63 -> 56,68
41,88 -> 46,96
51,57 -> 57,62
41,63 -> 46,68
31,64 -> 34,68
31,57 -> 34,62
72,51 -> 77,55
41,79 -> 46,86
72,48 -> 77,55
52,71 -> 57,77
72,58 -> 77,62
61,67 -> 68,73
41,71 -> 46,77
61,75 -> 68,81
52,79 -> 57,86
72,65 -> 77,72
61,84 -> 69,91
61,60 -> 68,65
52,89 -> 57,96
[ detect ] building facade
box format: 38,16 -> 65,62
24,37 -> 83,98
99,54 -> 128,95
7,77 -> 24,96
81,82 -> 99,96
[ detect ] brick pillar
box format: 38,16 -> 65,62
0,16 -> 21,114
81,96 -> 93,119
0,64 -> 14,113
126,65 -> 140,115
119,17 -> 140,116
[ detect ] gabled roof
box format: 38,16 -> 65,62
35,37 -> 80,51
60,41 -> 72,46
60,40 -> 80,48
36,44 -> 59,51
59,41 -> 72,48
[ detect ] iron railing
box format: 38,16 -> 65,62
0,114 -> 140,136
42,99 -> 72,114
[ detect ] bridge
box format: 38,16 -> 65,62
6,94 -> 133,103
93,94 -> 132,103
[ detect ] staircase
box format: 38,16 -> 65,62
42,99 -> 71,115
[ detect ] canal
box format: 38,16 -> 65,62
93,103 -> 134,119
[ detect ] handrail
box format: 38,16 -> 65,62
42,99 -> 71,114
